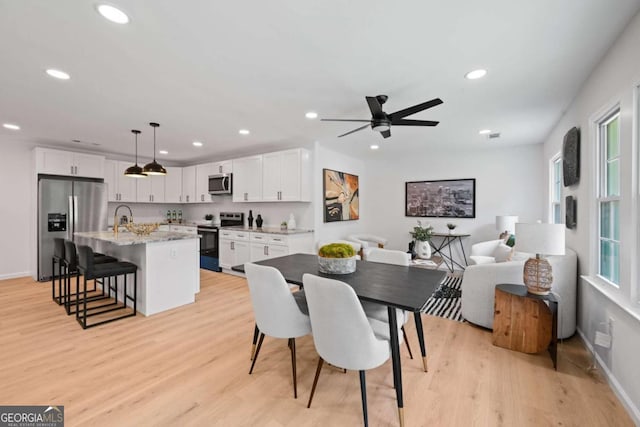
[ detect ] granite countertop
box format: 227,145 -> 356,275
75,231 -> 200,246
219,226 -> 313,235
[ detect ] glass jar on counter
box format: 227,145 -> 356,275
177,210 -> 183,223
172,210 -> 177,222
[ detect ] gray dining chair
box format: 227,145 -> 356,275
361,248 -> 415,361
303,273 -> 396,427
244,262 -> 311,398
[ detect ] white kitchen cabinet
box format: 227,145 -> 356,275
212,160 -> 232,175
250,232 -> 289,262
196,162 -> 216,203
232,155 -> 263,202
170,225 -> 197,234
219,230 -> 251,269
104,160 -> 136,202
262,148 -> 310,202
182,165 -> 197,204
164,167 -> 183,203
35,147 -> 104,178
137,174 -> 165,203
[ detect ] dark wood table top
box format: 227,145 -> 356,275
232,253 -> 447,312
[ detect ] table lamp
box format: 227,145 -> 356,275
496,215 -> 518,246
515,223 -> 565,295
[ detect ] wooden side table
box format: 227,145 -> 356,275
492,284 -> 558,369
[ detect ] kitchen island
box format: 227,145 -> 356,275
74,231 -> 200,316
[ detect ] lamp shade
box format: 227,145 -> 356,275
495,215 -> 519,234
515,223 -> 565,255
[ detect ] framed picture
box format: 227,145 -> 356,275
323,168 -> 359,222
405,178 -> 476,218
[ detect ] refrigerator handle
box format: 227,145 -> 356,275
68,196 -> 73,241
73,196 -> 78,240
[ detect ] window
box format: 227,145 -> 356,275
597,111 -> 620,285
550,154 -> 562,224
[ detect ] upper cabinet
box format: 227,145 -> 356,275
262,149 -> 310,202
104,160 -> 136,202
212,160 -> 232,175
164,167 -> 183,203
234,149 -> 310,203
196,163 -> 215,203
137,174 -> 165,203
35,148 -> 104,179
232,155 -> 263,202
182,165 -> 197,204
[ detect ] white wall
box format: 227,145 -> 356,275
0,139 -> 34,279
542,10 -> 640,424
365,144 -> 545,255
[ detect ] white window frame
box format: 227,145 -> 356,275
596,108 -> 621,287
549,152 -> 562,224
633,83 -> 640,305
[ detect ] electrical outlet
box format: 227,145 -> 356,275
595,331 -> 612,348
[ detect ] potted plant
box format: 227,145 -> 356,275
318,243 -> 357,274
280,221 -> 288,230
447,223 -> 457,234
204,214 -> 214,225
409,220 -> 433,259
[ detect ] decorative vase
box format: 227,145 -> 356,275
255,214 -> 263,228
318,255 -> 357,275
415,240 -> 432,259
448,228 -> 455,234
247,210 -> 254,228
288,213 -> 296,230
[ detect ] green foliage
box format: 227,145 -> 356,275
204,214 -> 213,220
318,243 -> 356,258
410,220 -> 433,241
446,223 -> 456,230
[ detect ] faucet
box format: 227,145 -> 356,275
114,205 -> 134,237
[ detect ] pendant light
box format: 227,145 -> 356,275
143,122 -> 167,175
124,130 -> 147,178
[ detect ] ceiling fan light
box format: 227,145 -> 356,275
372,123 -> 390,132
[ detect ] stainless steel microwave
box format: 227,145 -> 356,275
208,174 -> 232,195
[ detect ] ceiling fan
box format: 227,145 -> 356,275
322,95 -> 443,138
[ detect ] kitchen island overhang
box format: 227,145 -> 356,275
74,231 -> 200,316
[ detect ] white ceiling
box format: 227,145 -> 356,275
1,0 -> 639,163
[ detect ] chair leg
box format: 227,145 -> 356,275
307,357 -> 324,408
401,326 -> 413,359
250,323 -> 259,360
289,338 -> 298,399
249,333 -> 265,374
359,370 -> 369,427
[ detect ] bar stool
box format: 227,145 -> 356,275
62,240 -> 117,315
76,245 -> 137,329
52,238 -> 66,305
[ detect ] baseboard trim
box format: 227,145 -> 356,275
577,327 -> 640,426
0,272 -> 31,281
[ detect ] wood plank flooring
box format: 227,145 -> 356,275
0,271 -> 633,426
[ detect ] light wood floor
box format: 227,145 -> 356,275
0,271 -> 633,427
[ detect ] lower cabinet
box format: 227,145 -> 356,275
219,229 -> 313,270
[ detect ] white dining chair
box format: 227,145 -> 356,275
361,248 -> 415,361
302,273 -> 395,427
244,262 -> 312,399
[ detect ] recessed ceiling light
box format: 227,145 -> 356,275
370,145 -> 379,150
305,111 -> 318,119
479,129 -> 492,135
239,129 -> 250,135
96,4 -> 130,24
192,141 -> 203,147
465,69 -> 487,80
46,69 -> 70,80
3,123 -> 20,130
159,150 -> 168,155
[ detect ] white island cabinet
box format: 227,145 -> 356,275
74,231 -> 200,316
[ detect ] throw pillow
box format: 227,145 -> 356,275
492,243 -> 513,263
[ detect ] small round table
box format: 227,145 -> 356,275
492,284 -> 558,370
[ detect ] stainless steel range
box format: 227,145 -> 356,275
197,212 -> 243,272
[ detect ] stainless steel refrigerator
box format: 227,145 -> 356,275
38,176 -> 108,281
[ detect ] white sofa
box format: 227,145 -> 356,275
461,248 -> 577,339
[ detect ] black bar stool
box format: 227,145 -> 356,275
76,245 -> 137,329
62,240 -> 117,315
52,238 -> 66,305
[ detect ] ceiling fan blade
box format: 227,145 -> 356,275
381,130 -> 391,138
389,98 -> 443,120
338,124 -> 370,137
366,96 -> 384,117
391,119 -> 439,127
321,118 -> 372,123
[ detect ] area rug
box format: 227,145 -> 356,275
421,273 -> 464,322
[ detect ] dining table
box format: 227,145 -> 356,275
232,253 -> 446,426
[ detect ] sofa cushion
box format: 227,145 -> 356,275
469,255 -> 496,265
492,243 -> 513,262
